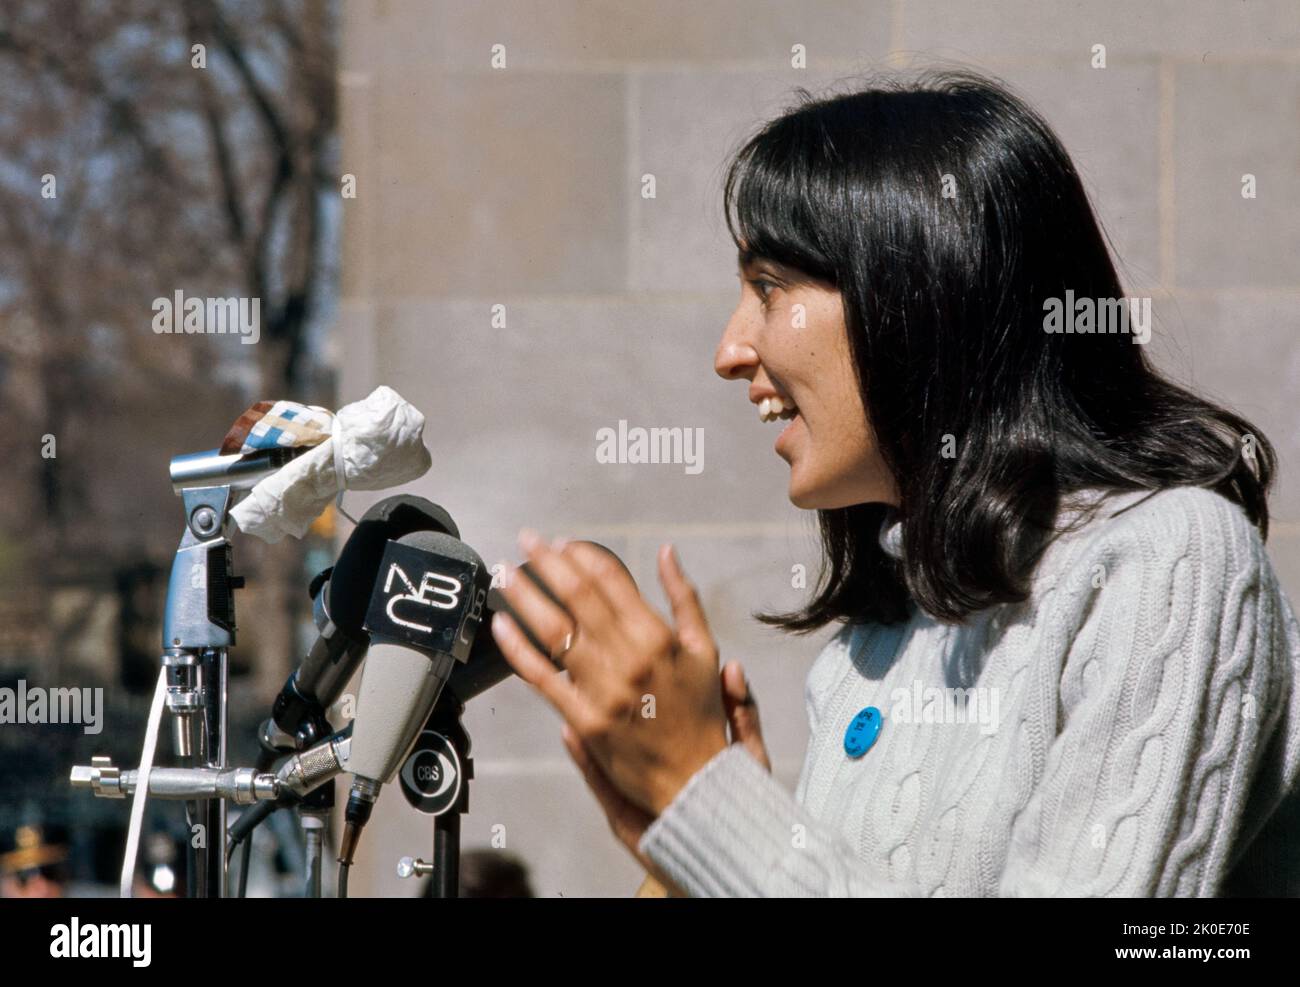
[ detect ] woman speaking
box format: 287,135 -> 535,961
488,70 -> 1300,897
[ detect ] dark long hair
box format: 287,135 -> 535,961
729,70 -> 1274,630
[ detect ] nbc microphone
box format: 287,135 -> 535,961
337,529 -> 491,876
263,495 -> 458,753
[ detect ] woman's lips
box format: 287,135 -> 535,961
775,411 -> 802,454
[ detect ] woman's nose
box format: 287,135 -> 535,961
714,312 -> 758,381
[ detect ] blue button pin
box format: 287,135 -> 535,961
843,706 -> 882,758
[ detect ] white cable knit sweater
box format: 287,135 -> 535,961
639,486 -> 1300,896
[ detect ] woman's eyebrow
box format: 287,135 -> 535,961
739,253 -> 808,286
737,248 -> 781,274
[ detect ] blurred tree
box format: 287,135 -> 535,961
0,0 -> 340,699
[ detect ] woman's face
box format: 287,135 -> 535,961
715,250 -> 898,510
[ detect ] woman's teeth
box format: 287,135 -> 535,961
759,396 -> 798,423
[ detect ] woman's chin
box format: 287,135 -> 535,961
789,471 -> 874,511
788,470 -> 825,509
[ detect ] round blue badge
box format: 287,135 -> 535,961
843,706 -> 881,758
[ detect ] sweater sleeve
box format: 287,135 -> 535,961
637,488 -> 1291,897
637,622 -> 924,897
998,489 -> 1287,896
637,742 -> 920,897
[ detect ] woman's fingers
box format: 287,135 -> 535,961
721,660 -> 771,772
491,610 -> 591,727
560,723 -> 689,897
560,722 -> 652,848
506,529 -> 623,661
495,563 -> 578,666
560,541 -> 643,614
563,541 -> 677,660
657,543 -> 714,657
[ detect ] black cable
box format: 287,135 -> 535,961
338,861 -> 349,899
228,798 -> 279,848
184,799 -> 204,898
234,745 -> 281,898
237,832 -> 253,897
226,799 -> 286,899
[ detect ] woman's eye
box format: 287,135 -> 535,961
749,279 -> 775,306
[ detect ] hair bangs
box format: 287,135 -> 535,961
723,96 -> 843,286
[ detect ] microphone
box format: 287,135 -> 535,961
338,529 -> 491,870
168,446 -> 310,493
228,498 -> 459,897
262,495 -> 459,753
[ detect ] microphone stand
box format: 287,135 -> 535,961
160,448 -> 309,896
396,691 -> 475,898
71,448 -> 305,897
161,482 -> 242,897
297,781 -> 335,898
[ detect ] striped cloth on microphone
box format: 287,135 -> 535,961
219,400 -> 334,456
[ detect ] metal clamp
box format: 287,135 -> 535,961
71,757 -> 280,804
